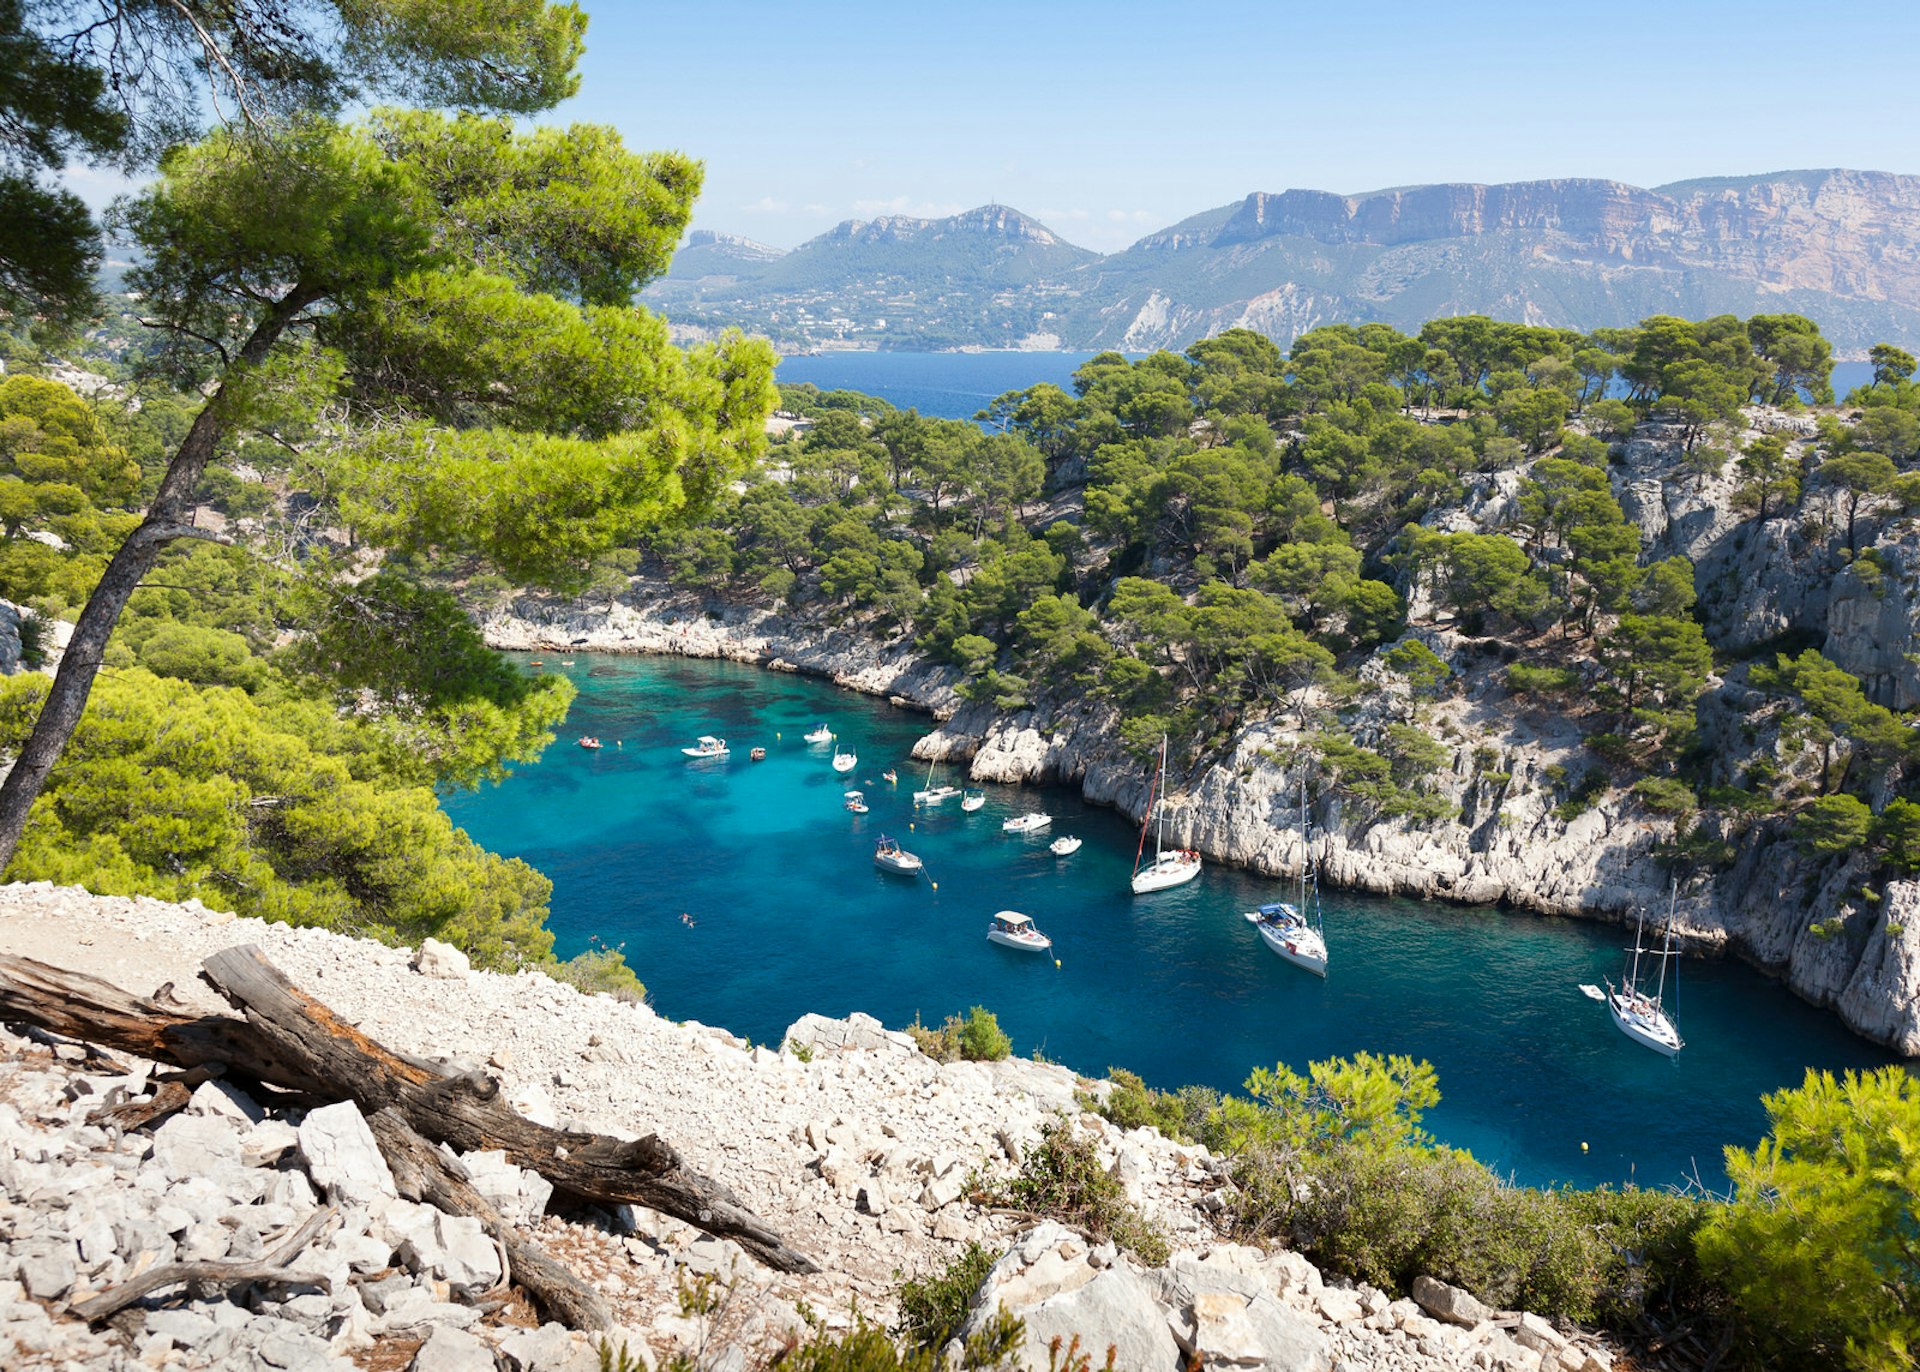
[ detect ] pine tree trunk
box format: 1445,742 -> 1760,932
0,289 -> 315,872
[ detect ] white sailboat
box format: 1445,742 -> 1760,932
1131,734 -> 1201,894
1596,881 -> 1684,1056
912,755 -> 960,806
1244,779 -> 1327,976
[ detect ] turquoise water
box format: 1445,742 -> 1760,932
443,653 -> 1908,1191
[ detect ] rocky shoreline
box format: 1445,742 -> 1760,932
478,579 -> 1920,1060
0,883 -> 1623,1371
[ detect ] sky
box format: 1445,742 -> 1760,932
552,0 -> 1920,254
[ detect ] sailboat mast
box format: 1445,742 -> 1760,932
1155,734 -> 1168,862
1654,880 -> 1676,1005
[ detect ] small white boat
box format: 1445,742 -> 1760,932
1049,835 -> 1082,857
1002,812 -> 1052,834
682,735 -> 728,759
961,789 -> 986,812
873,835 -> 922,876
844,790 -> 868,814
1131,734 -> 1201,893
987,910 -> 1052,953
577,736 -> 602,750
832,748 -> 858,773
912,756 -> 960,806
803,724 -> 834,744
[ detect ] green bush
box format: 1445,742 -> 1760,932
1088,1067 -> 1217,1143
895,1242 -> 1001,1352
1631,776 -> 1698,815
906,1005 -> 1013,1062
548,941 -> 645,1002
1507,663 -> 1581,695
1698,1067 -> 1920,1370
989,1120 -> 1170,1266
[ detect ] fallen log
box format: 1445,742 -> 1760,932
0,947 -> 817,1274
72,1206 -> 338,1322
368,1107 -> 615,1332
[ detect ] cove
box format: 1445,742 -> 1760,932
442,652 -> 1908,1191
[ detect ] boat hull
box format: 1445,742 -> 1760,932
1131,855 -> 1201,893
1003,814 -> 1052,833
1049,838 -> 1082,856
987,929 -> 1052,953
1607,992 -> 1682,1055
1254,918 -> 1327,976
874,854 -> 922,876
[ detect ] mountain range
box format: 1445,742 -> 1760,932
640,169 -> 1920,358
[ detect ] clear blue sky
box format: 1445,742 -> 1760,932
554,0 -> 1920,253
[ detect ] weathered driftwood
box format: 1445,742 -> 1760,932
0,954 -> 332,1099
87,1079 -> 190,1133
0,946 -> 816,1274
196,945 -> 816,1274
71,1206 -> 338,1322
368,1107 -> 615,1331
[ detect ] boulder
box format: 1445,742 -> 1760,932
960,1225 -> 1181,1372
1412,1274 -> 1491,1329
410,1323 -> 495,1372
297,1101 -> 398,1206
412,938 -> 471,980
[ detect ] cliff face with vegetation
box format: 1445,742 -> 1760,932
645,169 -> 1920,355
483,313 -> 1920,1055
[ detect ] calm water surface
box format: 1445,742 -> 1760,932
443,654 -> 1907,1191
774,353 -> 1877,423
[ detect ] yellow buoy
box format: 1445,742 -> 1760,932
930,881 -> 938,890
1580,1142 -> 1589,1152
1054,959 -> 1061,968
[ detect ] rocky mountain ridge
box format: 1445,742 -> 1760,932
647,169 -> 1920,354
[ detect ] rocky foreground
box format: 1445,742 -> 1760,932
0,884 -> 1624,1371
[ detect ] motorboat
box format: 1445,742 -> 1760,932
749,746 -> 766,761
1002,812 -> 1052,834
961,789 -> 986,812
1049,836 -> 1082,857
1131,734 -> 1201,893
803,724 -> 834,744
987,911 -> 1052,953
832,748 -> 858,773
682,735 -> 728,759
1244,780 -> 1328,976
577,736 -> 602,750
844,790 -> 868,814
873,836 -> 923,876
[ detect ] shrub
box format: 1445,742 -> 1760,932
906,1006 -> 1013,1063
988,1120 -> 1170,1265
1698,1067 -> 1920,1370
895,1242 -> 1001,1352
1631,777 -> 1697,815
1507,663 -> 1581,695
548,941 -> 645,1002
1085,1067 -> 1217,1143
15,609 -> 50,669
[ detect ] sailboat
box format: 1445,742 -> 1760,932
912,755 -> 960,807
1244,779 -> 1328,976
1593,881 -> 1684,1056
1130,734 -> 1201,894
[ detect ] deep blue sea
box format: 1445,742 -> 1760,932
774,352 -> 1877,422
442,654 -> 1908,1192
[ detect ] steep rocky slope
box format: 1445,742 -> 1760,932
483,408 -> 1920,1059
